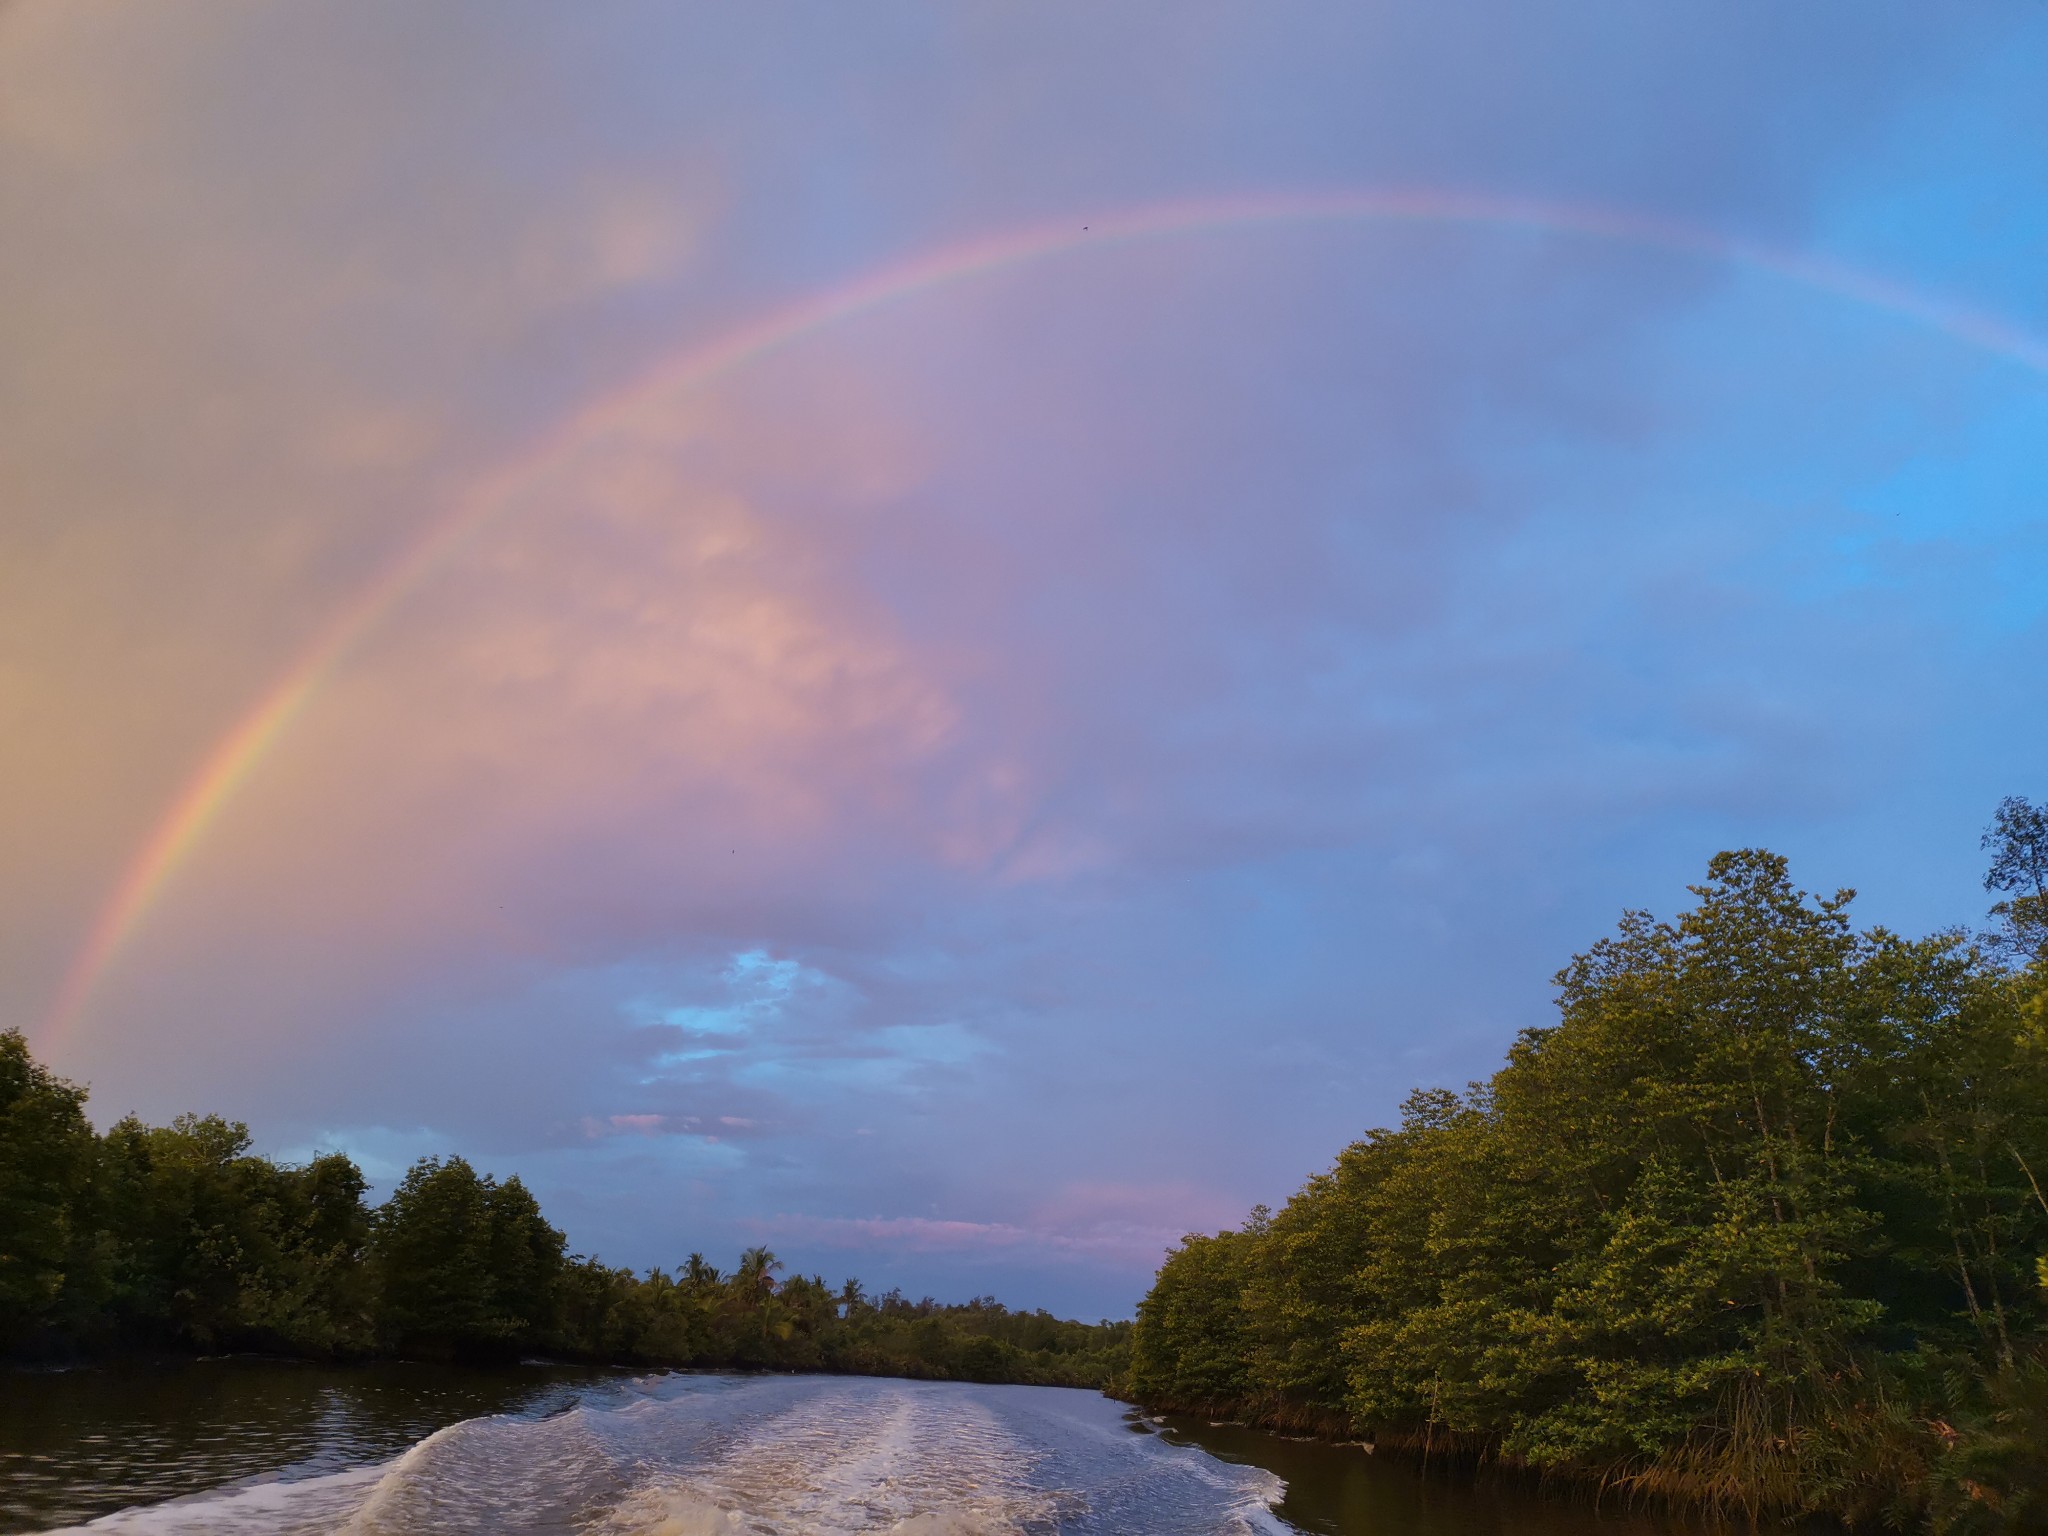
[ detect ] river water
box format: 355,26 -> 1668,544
2,1361 -> 1679,1536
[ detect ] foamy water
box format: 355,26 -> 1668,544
29,1376 -> 1287,1536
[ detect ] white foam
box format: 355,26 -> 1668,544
34,1376 -> 1293,1536
592,1384 -> 1054,1535
31,1462 -> 388,1535
591,1491 -> 757,1536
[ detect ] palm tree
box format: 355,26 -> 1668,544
682,1252 -> 722,1289
736,1246 -> 782,1297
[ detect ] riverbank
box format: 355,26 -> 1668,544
7,1315 -> 1128,1390
1151,1411 -> 1684,1536
1121,1393 -> 1667,1519
1127,849 -> 2048,1531
0,1029 -> 1128,1390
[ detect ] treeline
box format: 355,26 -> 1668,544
0,1045 -> 1128,1388
1131,804 -> 2048,1532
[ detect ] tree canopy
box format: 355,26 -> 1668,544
0,1038 -> 1127,1389
1132,829 -> 2048,1531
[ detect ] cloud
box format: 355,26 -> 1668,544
4,1 -> 2045,1317
581,1112 -> 762,1142
746,1182 -> 1241,1271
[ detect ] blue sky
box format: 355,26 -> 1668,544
4,2 -> 2047,1316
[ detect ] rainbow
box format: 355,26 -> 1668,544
42,187 -> 2048,1048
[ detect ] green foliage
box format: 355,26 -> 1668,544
1983,796 -> 2048,959
92,1110 -> 375,1355
1131,842 -> 2048,1528
370,1157 -> 562,1358
0,1031 -> 98,1347
540,1252 -> 1129,1386
1129,1225 -> 1256,1410
0,1033 -> 1125,1390
1930,1350 -> 2048,1535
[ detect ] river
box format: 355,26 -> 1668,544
2,1361 -> 1681,1535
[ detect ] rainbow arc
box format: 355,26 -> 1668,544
43,188 -> 2048,1046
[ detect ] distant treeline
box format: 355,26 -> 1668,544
0,1043 -> 1128,1389
1131,803 -> 2048,1532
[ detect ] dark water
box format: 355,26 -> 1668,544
1,1358 -> 623,1533
1153,1417 -> 1678,1536
1,1360 -> 1683,1535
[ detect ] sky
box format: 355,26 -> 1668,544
4,2 -> 2048,1319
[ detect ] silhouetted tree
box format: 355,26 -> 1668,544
0,1031 -> 99,1349
371,1156 -> 563,1359
1985,795 -> 2048,957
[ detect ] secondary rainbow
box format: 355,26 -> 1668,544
43,187 -> 2048,1047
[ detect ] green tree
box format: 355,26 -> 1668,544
98,1113 -> 291,1348
1130,1224 -> 1257,1410
0,1031 -> 1126,1389
371,1156 -> 563,1358
0,1031 -> 100,1347
1984,796 -> 2048,959
1131,841 -> 2048,1524
230,1151 -> 375,1354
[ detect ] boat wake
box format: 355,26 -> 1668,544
590,1388 -> 1061,1534
41,1376 -> 1286,1536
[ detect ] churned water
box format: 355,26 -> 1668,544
6,1368 -> 1286,1536
5,1363 -> 1690,1536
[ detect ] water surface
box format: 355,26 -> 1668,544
1154,1416 -> 1678,1536
3,1359 -> 618,1532
3,1361 -> 1685,1535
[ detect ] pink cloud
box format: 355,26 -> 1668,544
742,1181 -> 1242,1270
582,1113 -> 690,1138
